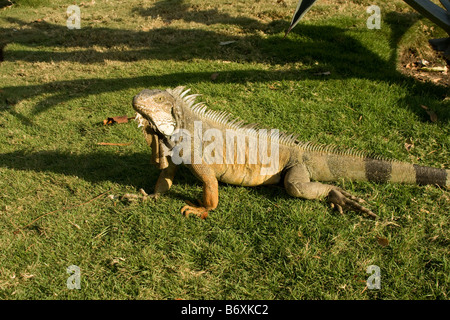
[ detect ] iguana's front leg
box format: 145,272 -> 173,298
284,165 -> 378,219
148,162 -> 177,199
181,164 -> 219,219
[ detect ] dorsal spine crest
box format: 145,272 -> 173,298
167,87 -> 395,162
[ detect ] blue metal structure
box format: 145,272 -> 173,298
286,0 -> 450,58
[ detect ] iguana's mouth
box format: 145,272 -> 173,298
134,106 -> 157,130
135,108 -> 176,137
139,112 -> 160,132
133,104 -> 153,122
132,103 -> 146,113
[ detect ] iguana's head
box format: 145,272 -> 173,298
132,89 -> 178,136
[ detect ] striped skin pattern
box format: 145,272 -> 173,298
302,153 -> 449,187
133,87 -> 448,219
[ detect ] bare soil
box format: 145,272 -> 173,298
399,45 -> 449,87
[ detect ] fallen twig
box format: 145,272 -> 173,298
14,189 -> 111,235
97,142 -> 132,146
361,285 -> 368,295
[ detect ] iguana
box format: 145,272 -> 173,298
132,86 -> 449,219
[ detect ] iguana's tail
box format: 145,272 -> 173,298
308,153 -> 449,187
363,158 -> 448,187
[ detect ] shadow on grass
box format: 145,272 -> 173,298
0,3 -> 448,206
1,6 -> 448,120
384,11 -> 422,66
0,3 -> 448,128
0,149 -> 288,204
132,0 -> 269,30
0,150 -> 156,186
0,149 -> 202,198
2,68 -> 448,125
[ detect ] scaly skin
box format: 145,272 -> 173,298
132,86 -> 449,219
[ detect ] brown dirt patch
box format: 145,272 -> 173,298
398,45 -> 449,87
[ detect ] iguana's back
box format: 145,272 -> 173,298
132,86 -> 448,219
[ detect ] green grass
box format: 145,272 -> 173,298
0,0 -> 449,299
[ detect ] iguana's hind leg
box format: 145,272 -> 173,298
284,165 -> 378,219
181,164 -> 219,219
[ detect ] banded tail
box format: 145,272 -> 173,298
306,152 -> 449,187
364,158 -> 448,187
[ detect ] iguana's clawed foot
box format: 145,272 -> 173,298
181,200 -> 209,219
119,189 -> 159,203
139,188 -> 160,202
328,188 -> 378,219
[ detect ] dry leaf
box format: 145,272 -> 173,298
268,83 -> 280,90
419,59 -> 429,66
110,257 -> 125,266
21,273 -> 35,280
219,40 -> 236,46
314,71 -> 331,76
420,105 -> 438,122
68,220 -> 80,229
190,270 -> 206,277
97,142 -> 132,146
420,66 -> 447,73
429,235 -> 439,241
376,236 -> 389,247
121,193 -> 139,202
103,115 -> 132,125
404,143 -> 413,151
404,139 -> 414,152
211,72 -> 219,81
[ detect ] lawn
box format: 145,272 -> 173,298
0,0 -> 449,299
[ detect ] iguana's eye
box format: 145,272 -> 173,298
155,96 -> 164,102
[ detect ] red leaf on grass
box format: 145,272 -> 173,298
103,115 -> 133,125
376,236 -> 389,247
